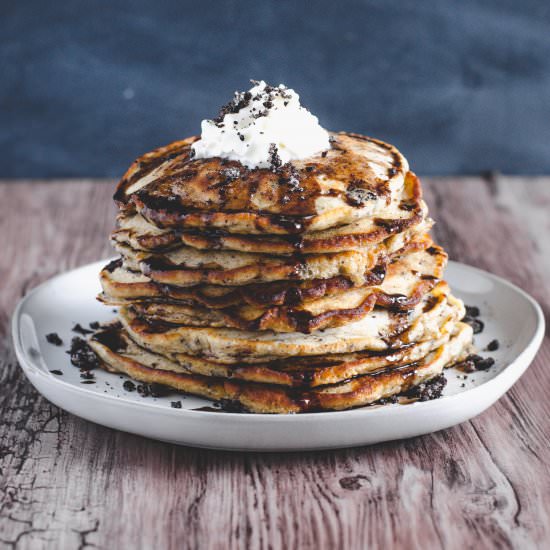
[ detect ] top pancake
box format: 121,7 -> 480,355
113,171 -> 426,255
114,132 -> 410,235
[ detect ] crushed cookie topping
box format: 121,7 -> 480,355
220,167 -> 241,181
268,143 -> 283,172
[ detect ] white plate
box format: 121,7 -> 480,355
12,260 -> 544,451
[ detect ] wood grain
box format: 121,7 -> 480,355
0,178 -> 548,550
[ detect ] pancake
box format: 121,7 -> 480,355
100,259 -> 377,307
113,171 -> 426,255
113,213 -> 178,252
114,219 -> 430,288
118,283 -> 465,363
116,241 -> 375,287
105,244 -> 447,333
89,322 -> 473,413
90,313 -> 463,388
114,133 -> 410,235
99,236 -> 431,308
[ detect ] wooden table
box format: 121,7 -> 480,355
1,177 -> 549,549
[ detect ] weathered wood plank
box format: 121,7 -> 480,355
0,178 -> 548,550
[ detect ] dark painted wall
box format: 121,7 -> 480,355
2,0 -> 550,177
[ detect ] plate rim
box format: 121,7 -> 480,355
11,259 -> 545,422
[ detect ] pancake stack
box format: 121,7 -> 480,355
89,132 -> 473,413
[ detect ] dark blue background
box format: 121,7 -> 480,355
2,0 -> 549,177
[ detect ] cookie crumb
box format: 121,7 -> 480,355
67,337 -> 99,370
455,354 -> 495,372
463,316 -> 484,334
485,339 -> 499,352
474,357 -> 495,371
72,323 -> 93,335
268,143 -> 282,172
374,395 -> 399,405
135,383 -> 170,398
465,305 -> 480,317
46,332 -> 63,346
404,374 -> 447,401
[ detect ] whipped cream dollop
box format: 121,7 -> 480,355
192,80 -> 330,169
